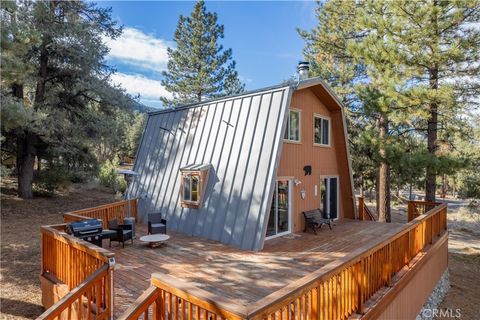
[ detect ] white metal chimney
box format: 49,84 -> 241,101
297,61 -> 309,80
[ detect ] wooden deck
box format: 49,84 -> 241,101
111,219 -> 405,316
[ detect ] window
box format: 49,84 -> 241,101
183,173 -> 199,203
180,164 -> 211,208
284,109 -> 301,142
314,115 -> 330,146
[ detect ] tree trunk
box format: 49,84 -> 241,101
425,89 -> 438,202
425,4 -> 439,202
375,174 -> 379,214
359,176 -> 364,197
34,43 -> 48,107
377,114 -> 391,222
17,133 -> 37,199
452,176 -> 456,198
37,156 -> 41,171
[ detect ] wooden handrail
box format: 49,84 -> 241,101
117,286 -> 161,320
247,204 -> 447,319
357,196 -> 377,221
38,264 -> 112,320
151,273 -> 248,319
40,223 -> 115,319
117,203 -> 447,320
63,198 -> 139,229
407,200 -> 442,221
119,273 -> 248,320
364,205 -> 377,221
41,225 -> 114,264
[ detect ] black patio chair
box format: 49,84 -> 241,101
148,213 -> 167,235
107,219 -> 133,248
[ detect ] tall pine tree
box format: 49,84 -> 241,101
389,0 -> 480,202
300,0 -> 479,220
161,1 -> 244,107
1,1 -> 133,198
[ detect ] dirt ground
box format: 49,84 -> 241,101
0,178 -> 117,319
435,227 -> 480,320
1,179 -> 479,319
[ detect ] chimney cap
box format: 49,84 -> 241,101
297,61 -> 309,80
297,61 -> 310,70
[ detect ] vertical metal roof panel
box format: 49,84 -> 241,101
131,85 -> 292,251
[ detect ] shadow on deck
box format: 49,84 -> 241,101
111,219 -> 404,316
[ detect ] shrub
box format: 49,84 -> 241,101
99,157 -> 126,193
0,165 -> 12,179
34,167 -> 72,195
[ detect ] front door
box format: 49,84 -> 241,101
266,179 -> 291,238
320,177 -> 339,219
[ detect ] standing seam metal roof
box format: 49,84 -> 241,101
130,84 -> 292,251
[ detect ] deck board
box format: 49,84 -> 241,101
110,219 -> 404,316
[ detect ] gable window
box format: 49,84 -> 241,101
183,173 -> 199,203
314,115 -> 330,146
284,109 -> 301,142
180,164 -> 211,208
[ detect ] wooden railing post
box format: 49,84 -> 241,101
407,202 -> 414,222
358,197 -> 364,221
358,260 -> 365,314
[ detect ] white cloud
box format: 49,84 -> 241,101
104,27 -> 173,72
111,73 -> 172,101
238,75 -> 253,84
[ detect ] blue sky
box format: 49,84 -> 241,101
102,1 -> 318,108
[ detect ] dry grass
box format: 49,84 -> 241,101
447,206 -> 480,234
0,178 -> 116,319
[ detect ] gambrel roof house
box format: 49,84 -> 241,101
129,72 -> 356,251
40,65 -> 449,318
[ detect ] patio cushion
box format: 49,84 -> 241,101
151,223 -> 166,228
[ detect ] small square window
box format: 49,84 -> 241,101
180,164 -> 211,209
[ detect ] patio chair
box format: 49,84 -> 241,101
148,213 -> 167,235
303,209 -> 333,234
107,219 -> 133,247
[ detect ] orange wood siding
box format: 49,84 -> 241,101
277,88 -> 354,233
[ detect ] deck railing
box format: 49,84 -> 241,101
357,196 -> 377,221
40,199 -> 144,319
119,203 -> 447,320
38,264 -> 113,320
118,274 -> 247,320
63,198 -> 138,229
407,200 -> 441,222
40,224 -> 115,289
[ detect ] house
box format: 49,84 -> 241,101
129,63 -> 356,251
38,64 -> 448,319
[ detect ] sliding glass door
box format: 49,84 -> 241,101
320,177 -> 339,219
266,179 -> 291,238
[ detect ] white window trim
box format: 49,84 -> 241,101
320,175 -> 340,220
182,172 -> 201,206
284,108 -> 302,144
313,113 -> 331,147
265,177 -> 293,240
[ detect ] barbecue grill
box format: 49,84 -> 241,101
68,219 -> 103,247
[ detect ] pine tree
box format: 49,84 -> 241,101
387,0 -> 480,202
1,1 -> 133,198
300,0 -> 479,220
300,0 -> 404,222
161,1 -> 245,107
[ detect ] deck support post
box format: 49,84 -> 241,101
109,257 -> 115,320
358,197 -> 364,221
